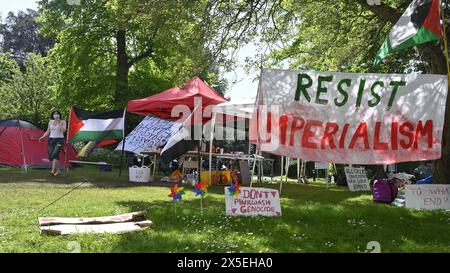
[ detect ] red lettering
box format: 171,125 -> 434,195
413,120 -> 433,149
261,112 -> 272,143
279,115 -> 289,145
339,124 -> 349,149
321,122 -> 339,149
302,120 -> 323,149
374,122 -> 388,150
349,122 -> 370,149
391,122 -> 398,150
399,121 -> 414,149
289,117 -> 305,146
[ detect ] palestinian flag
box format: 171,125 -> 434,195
373,0 -> 443,66
68,107 -> 125,144
160,104 -> 200,163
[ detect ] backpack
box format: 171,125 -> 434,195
373,178 -> 398,204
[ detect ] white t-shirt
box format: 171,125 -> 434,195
49,120 -> 66,138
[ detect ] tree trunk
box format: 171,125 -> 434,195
357,0 -> 450,184
417,43 -> 450,184
115,29 -> 129,106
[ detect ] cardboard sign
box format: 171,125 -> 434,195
239,161 -> 252,185
38,211 -> 146,226
314,162 -> 328,169
405,184 -> 450,210
115,116 -> 180,154
251,68 -> 448,164
40,221 -> 154,235
344,167 -> 370,191
225,187 -> 282,217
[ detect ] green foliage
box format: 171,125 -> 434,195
37,0 -> 226,110
0,9 -> 54,65
1,171 -> 450,253
0,53 -> 19,84
260,0 -> 415,73
0,53 -> 59,126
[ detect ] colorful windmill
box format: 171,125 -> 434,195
193,181 -> 208,198
168,184 -> 185,203
227,181 -> 241,198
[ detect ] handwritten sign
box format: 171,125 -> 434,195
344,167 -> 370,192
115,116 -> 180,154
225,187 -> 282,217
405,185 -> 450,210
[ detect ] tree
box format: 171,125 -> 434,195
0,53 -> 19,84
0,53 -> 59,126
37,0 -> 226,109
0,9 -> 54,66
205,0 -> 450,183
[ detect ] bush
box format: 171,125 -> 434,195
81,147 -> 123,168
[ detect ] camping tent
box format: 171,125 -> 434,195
127,76 -> 228,122
0,119 -> 78,169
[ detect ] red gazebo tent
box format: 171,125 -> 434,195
127,76 -> 227,121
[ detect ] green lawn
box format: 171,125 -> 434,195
0,167 -> 449,253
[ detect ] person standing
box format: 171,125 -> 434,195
39,110 -> 67,176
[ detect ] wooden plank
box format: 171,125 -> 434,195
40,220 -> 154,235
69,160 -> 111,166
38,211 -> 146,226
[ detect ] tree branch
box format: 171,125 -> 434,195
354,0 -> 403,24
127,47 -> 154,67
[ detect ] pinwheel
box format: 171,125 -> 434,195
227,181 -> 241,198
193,181 -> 208,198
168,184 -> 185,203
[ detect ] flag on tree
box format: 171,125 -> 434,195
373,0 -> 443,66
68,107 -> 125,143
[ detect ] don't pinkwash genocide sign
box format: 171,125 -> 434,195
225,187 -> 282,217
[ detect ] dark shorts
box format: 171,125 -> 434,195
48,138 -> 65,160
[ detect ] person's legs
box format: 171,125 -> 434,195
51,159 -> 56,174
54,159 -> 60,175
50,139 -> 64,176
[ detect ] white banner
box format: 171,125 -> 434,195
251,68 -> 448,164
115,116 -> 180,154
405,184 -> 450,210
344,167 -> 371,192
225,187 -> 282,217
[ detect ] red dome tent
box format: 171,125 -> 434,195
127,76 -> 228,120
0,119 -> 78,169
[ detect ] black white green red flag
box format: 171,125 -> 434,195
373,0 -> 443,66
68,107 -> 125,143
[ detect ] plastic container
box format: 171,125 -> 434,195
129,166 -> 151,183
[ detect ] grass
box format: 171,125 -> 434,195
0,166 -> 449,253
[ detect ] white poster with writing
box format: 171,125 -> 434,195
405,184 -> 450,210
344,167 -> 371,192
115,116 -> 181,154
251,68 -> 448,164
225,187 -> 282,217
